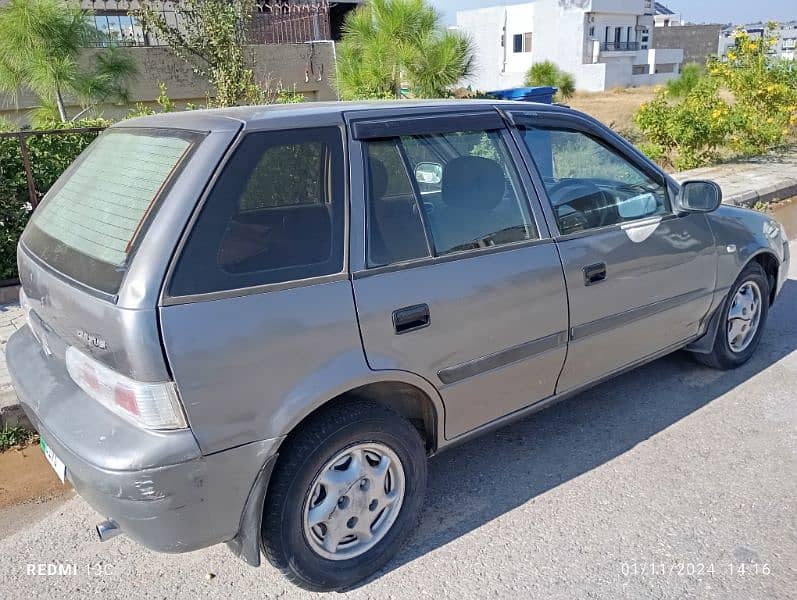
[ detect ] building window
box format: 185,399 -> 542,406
513,33 -> 532,53
588,25 -> 595,37
88,11 -> 149,46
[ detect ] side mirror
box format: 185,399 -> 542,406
415,162 -> 443,185
679,180 -> 722,213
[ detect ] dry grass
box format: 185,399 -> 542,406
566,86 -> 659,135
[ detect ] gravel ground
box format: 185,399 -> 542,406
0,243 -> 794,600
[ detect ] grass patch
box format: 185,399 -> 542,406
0,425 -> 36,452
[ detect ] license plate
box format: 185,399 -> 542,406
39,438 -> 66,483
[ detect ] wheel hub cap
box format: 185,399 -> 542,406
303,443 -> 405,560
727,281 -> 762,353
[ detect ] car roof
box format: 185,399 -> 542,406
116,99 -> 573,133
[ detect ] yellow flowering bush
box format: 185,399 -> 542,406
636,78 -> 732,169
635,23 -> 797,169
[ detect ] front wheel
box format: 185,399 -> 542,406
694,262 -> 770,370
261,400 -> 427,592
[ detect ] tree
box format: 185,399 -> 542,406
137,0 -> 263,107
335,0 -> 474,100
524,61 -> 575,101
0,0 -> 136,123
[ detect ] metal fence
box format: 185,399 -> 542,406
0,127 -> 106,209
82,0 -> 332,47
251,2 -> 331,43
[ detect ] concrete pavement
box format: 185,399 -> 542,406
0,303 -> 24,429
0,244 -> 794,599
675,145 -> 797,207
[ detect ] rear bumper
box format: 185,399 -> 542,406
7,325 -> 279,554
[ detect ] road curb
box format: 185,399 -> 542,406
675,146 -> 797,208
1,389 -> 30,430
0,285 -> 20,305
723,178 -> 797,208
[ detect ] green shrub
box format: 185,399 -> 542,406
0,119 -> 107,281
635,24 -> 797,170
708,26 -> 797,156
524,60 -> 576,100
0,425 -> 35,451
665,63 -> 703,97
635,78 -> 731,170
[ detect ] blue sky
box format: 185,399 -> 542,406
431,0 -> 796,25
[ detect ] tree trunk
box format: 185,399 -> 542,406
55,85 -> 68,122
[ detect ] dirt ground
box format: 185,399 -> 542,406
0,441 -> 69,509
567,86 -> 658,133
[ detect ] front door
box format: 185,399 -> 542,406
348,110 -> 569,439
510,112 -> 717,393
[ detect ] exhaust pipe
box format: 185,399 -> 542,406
96,519 -> 121,542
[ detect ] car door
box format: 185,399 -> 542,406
347,109 -> 569,440
508,110 -> 717,393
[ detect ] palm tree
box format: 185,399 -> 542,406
335,0 -> 474,100
0,0 -> 136,123
524,60 -> 576,101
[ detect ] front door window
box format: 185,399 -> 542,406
519,126 -> 669,235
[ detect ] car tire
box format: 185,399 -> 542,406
260,400 -> 427,592
694,262 -> 770,370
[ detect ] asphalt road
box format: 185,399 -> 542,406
0,242 -> 795,600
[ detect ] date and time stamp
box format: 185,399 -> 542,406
620,560 -> 773,579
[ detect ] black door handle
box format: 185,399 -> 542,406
583,262 -> 607,286
393,304 -> 430,334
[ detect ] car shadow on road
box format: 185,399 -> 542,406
362,278 -> 797,586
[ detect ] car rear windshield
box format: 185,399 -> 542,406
23,128 -> 200,296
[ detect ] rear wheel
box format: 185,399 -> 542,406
694,262 -> 769,370
261,400 -> 427,592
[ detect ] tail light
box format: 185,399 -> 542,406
65,346 -> 187,430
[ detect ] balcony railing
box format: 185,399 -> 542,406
600,41 -> 641,52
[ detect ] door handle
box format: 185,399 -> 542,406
583,262 -> 607,286
393,304 -> 430,334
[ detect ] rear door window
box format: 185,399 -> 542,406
364,128 -> 538,266
168,127 -> 345,298
23,128 -> 199,295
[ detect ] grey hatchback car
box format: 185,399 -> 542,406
7,100 -> 790,591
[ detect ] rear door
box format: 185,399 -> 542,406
508,110 -> 716,392
347,110 -> 569,440
158,124 -> 365,454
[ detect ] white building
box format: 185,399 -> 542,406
653,1 -> 682,27
718,21 -> 797,62
456,0 -> 684,92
